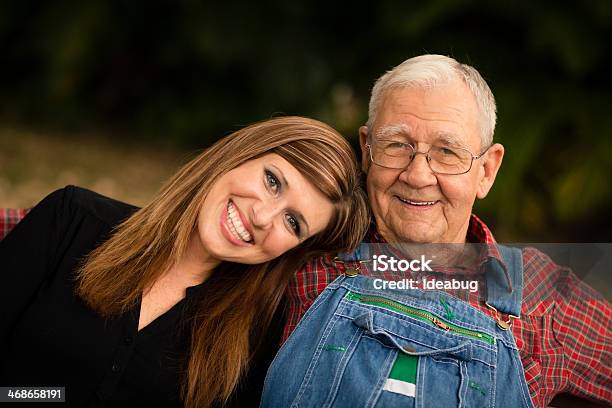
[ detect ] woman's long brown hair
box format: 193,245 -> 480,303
75,116 -> 369,407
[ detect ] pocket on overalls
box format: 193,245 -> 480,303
353,311 -> 474,407
286,292 -> 496,408
344,294 -> 496,408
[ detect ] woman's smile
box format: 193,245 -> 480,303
221,199 -> 254,246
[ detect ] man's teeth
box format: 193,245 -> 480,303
398,197 -> 436,206
227,202 -> 252,243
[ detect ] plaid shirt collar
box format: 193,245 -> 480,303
362,214 -> 512,290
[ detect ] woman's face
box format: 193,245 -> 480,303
196,153 -> 335,264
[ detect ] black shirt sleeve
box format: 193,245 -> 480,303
0,187 -> 73,345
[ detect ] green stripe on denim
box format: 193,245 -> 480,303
388,353 -> 418,384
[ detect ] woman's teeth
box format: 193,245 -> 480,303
227,201 -> 252,243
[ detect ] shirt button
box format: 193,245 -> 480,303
111,363 -> 121,373
124,336 -> 133,345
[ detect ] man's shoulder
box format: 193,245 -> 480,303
520,245 -> 579,285
292,254 -> 344,295
296,253 -> 342,277
518,245 -> 607,313
56,185 -> 139,227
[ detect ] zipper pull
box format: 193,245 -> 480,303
433,318 -> 449,331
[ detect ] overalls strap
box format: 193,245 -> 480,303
485,245 -> 523,318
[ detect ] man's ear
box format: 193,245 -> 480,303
476,143 -> 504,199
359,126 -> 370,174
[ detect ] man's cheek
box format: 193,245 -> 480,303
372,189 -> 391,212
370,175 -> 391,194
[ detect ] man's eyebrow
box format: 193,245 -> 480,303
270,164 -> 310,237
434,132 -> 467,148
375,127 -> 468,149
374,124 -> 412,140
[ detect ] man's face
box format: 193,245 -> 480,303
359,83 -> 504,244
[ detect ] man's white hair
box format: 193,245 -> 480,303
366,55 -> 497,148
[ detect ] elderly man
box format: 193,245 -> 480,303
261,55 -> 610,407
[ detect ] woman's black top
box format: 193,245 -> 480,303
0,186 -> 285,407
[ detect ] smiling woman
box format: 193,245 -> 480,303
197,154 -> 335,264
0,116 -> 369,408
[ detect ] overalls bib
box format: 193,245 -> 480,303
261,245 -> 534,407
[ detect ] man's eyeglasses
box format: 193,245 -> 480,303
366,139 -> 490,175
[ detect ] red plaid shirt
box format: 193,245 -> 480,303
0,208 -> 30,241
283,215 -> 611,407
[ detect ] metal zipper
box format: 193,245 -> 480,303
345,292 -> 495,345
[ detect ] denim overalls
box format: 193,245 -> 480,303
261,245 -> 534,408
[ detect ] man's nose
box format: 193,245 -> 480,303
398,152 -> 437,187
251,199 -> 285,229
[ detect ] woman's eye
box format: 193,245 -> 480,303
286,214 -> 301,236
265,170 -> 280,194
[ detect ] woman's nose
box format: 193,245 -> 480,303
251,200 -> 284,229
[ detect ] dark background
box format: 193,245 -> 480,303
1,0 -> 611,242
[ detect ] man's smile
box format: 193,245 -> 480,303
393,194 -> 440,208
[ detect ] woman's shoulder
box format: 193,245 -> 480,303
43,185 -> 139,227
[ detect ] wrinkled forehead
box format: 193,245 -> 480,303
371,84 -> 483,149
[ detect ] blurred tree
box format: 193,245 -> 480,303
0,0 -> 610,241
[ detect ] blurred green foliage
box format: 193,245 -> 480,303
1,0 -> 611,241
